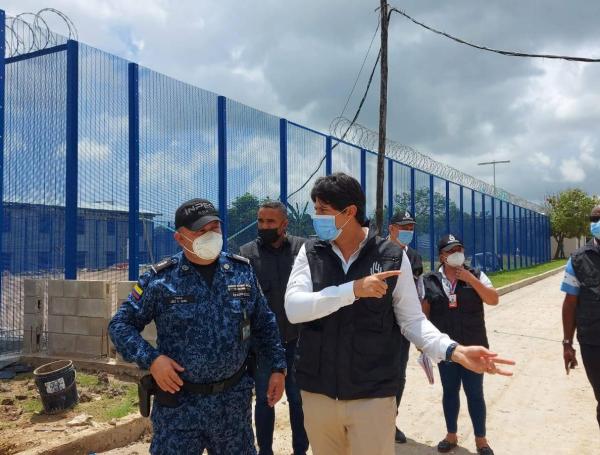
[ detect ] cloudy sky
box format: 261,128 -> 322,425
4,0 -> 600,205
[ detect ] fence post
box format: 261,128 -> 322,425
279,119 -> 288,207
410,168 -> 416,249
506,203 -> 511,271
0,10 -> 5,300
360,149 -> 366,193
128,63 -> 140,280
445,180 -> 450,234
519,207 -> 523,268
325,136 -> 332,175
387,159 -> 393,226
482,194 -> 486,272
429,174 -> 434,271
459,186 -> 464,241
218,96 -> 228,250
471,190 -> 476,264
498,200 -> 503,270
65,39 -> 79,280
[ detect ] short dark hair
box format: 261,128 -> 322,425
310,173 -> 366,223
259,200 -> 287,218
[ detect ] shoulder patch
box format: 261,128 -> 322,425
151,257 -> 178,274
227,253 -> 250,265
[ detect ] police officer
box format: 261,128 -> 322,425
388,210 -> 423,444
239,200 -> 309,455
109,199 -> 287,455
561,204 -> 600,428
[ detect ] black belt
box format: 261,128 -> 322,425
180,361 -> 247,395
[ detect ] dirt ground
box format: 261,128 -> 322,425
0,371 -> 137,454
104,271 -> 598,454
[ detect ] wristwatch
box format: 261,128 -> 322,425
562,339 -> 573,346
445,342 -> 458,362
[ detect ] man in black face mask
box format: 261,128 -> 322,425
239,201 -> 308,455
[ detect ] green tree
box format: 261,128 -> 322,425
227,193 -> 261,252
546,189 -> 598,259
287,201 -> 314,238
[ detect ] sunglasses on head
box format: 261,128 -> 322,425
591,216 -> 600,223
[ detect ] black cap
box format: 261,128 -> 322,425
175,198 -> 221,231
390,210 -> 416,226
438,234 -> 464,252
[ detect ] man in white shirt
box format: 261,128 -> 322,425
285,173 -> 514,455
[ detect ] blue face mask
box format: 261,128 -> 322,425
591,221 -> 600,239
312,210 -> 349,241
397,230 -> 414,245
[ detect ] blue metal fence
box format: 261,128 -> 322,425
0,12 -> 551,353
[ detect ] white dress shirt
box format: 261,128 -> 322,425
284,229 -> 454,362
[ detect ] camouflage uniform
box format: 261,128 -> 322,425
109,251 -> 286,455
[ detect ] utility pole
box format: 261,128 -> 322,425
477,160 -> 510,195
375,0 -> 388,234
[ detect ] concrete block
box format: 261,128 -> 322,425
117,281 -> 136,301
49,297 -> 77,316
23,330 -> 43,353
77,298 -> 109,318
48,315 -> 64,334
24,296 -> 44,314
64,316 -> 107,337
23,313 -> 43,332
48,333 -> 77,355
24,279 -> 43,297
47,280 -> 64,297
64,280 -> 88,298
75,335 -> 104,356
89,281 -> 111,299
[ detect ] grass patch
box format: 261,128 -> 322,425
487,259 -> 567,288
77,373 -> 99,387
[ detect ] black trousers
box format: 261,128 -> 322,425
580,343 -> 600,428
396,334 -> 411,411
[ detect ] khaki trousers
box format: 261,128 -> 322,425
300,390 -> 396,455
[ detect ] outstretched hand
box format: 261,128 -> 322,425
452,345 -> 515,376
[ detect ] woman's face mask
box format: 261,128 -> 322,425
445,251 -> 465,268
312,208 -> 351,241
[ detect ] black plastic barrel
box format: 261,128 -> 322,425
33,360 -> 78,414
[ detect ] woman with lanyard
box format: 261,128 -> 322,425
421,234 -> 500,455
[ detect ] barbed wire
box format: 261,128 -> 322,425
329,116 -> 543,212
5,8 -> 78,58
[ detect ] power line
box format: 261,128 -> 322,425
390,7 -> 600,63
287,45 -> 382,201
339,18 -> 380,119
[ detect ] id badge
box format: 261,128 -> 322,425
448,294 -> 458,309
240,310 -> 251,342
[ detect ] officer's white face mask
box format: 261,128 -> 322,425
182,230 -> 223,260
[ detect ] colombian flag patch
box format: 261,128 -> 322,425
132,283 -> 144,301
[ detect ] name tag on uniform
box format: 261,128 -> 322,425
448,294 -> 458,309
168,295 -> 195,305
240,310 -> 251,342
228,284 -> 251,299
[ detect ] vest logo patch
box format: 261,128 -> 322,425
370,261 -> 383,275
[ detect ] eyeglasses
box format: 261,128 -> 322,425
591,216 -> 600,223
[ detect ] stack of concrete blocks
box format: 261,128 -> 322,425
113,281 -> 157,363
23,279 -> 45,353
47,280 -> 113,358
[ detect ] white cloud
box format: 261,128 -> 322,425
560,159 -> 586,182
